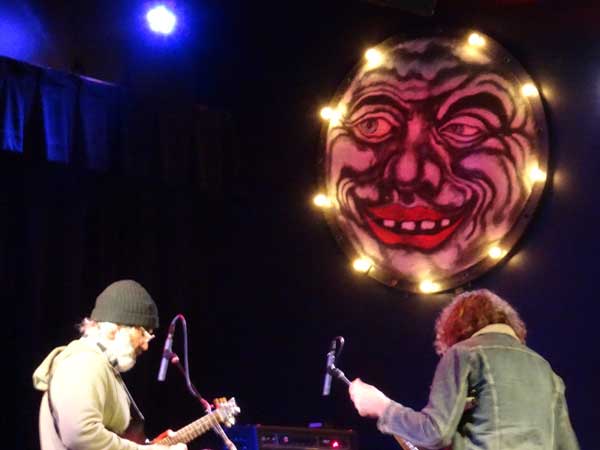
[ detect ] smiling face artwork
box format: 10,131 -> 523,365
324,34 -> 547,290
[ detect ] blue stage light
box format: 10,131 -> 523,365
146,5 -> 177,35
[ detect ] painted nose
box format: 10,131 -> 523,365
385,115 -> 429,187
385,146 -> 420,186
383,117 -> 442,197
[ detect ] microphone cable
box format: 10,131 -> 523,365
164,314 -> 237,450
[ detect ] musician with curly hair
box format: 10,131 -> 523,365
349,289 -> 580,449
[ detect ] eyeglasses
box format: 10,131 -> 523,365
138,326 -> 155,342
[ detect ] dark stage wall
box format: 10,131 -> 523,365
3,1 -> 599,450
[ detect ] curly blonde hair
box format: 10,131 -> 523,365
434,289 -> 527,355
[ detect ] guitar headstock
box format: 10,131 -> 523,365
213,397 -> 241,427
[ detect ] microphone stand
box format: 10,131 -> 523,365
168,353 -> 237,450
161,314 -> 237,450
324,336 -> 350,392
327,363 -> 351,387
324,339 -> 419,450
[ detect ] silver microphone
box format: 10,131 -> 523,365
157,322 -> 176,382
322,339 -> 337,396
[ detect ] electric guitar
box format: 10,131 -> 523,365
125,397 -> 241,445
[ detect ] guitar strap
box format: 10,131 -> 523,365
96,342 -> 146,423
46,350 -> 72,450
46,342 -> 146,447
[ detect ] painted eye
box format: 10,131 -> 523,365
439,116 -> 488,145
443,123 -> 479,137
352,115 -> 395,142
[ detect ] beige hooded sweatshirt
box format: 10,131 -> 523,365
33,338 -> 153,450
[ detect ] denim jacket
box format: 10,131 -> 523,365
376,325 -> 580,450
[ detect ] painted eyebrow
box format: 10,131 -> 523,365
439,93 -> 508,127
348,94 -> 408,116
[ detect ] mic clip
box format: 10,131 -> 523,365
324,336 -> 351,387
327,363 -> 350,385
163,349 -> 176,361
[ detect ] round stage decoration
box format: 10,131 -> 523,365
318,30 -> 549,294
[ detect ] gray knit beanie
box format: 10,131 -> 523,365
91,280 -> 159,329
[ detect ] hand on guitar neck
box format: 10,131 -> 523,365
123,397 -> 240,449
151,397 -> 240,446
147,434 -> 187,450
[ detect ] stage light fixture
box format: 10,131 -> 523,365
146,5 -> 177,35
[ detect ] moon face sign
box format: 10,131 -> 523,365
322,32 -> 548,292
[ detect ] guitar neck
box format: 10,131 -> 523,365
154,409 -> 223,445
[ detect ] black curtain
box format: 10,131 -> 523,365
1,55 -> 245,450
1,56 -> 239,191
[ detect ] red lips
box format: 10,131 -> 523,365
366,204 -> 464,250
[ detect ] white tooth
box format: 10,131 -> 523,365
421,220 -> 436,230
383,219 -> 396,228
441,218 -> 450,227
401,221 -> 416,231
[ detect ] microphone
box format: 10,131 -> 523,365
322,339 -> 337,396
157,321 -> 176,382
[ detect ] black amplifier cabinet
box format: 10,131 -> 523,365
224,425 -> 358,450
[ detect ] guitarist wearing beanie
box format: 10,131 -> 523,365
33,280 -> 187,450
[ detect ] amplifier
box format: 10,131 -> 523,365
223,425 -> 358,450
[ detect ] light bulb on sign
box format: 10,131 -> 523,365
467,33 -> 486,47
352,258 -> 372,273
320,107 -> 334,120
521,83 -> 539,97
320,105 -> 345,126
528,165 -> 547,183
313,194 -> 333,208
488,246 -> 505,260
419,279 -> 441,294
364,48 -> 385,69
